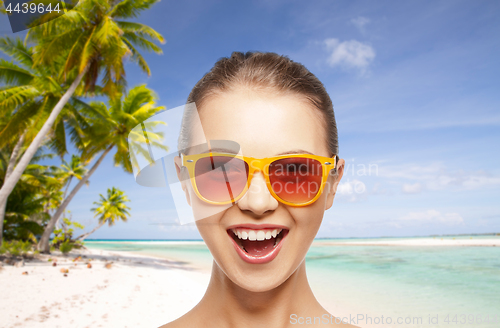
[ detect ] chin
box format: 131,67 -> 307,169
237,274 -> 291,293
219,261 -> 299,293
212,237 -> 306,294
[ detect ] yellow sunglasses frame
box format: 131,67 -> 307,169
181,152 -> 337,207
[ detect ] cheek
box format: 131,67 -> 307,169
194,205 -> 232,253
195,215 -> 223,256
292,199 -> 326,237
286,207 -> 324,262
188,182 -> 234,222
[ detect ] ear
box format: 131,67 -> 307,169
325,158 -> 345,210
174,155 -> 192,206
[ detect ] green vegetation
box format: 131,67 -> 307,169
0,0 -> 165,254
76,187 -> 131,241
50,218 -> 84,254
1,147 -> 60,243
0,240 -> 39,258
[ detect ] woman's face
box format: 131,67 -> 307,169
176,87 -> 344,292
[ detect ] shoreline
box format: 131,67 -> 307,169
315,238 -> 500,247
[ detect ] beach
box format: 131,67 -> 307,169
2,236 -> 500,328
0,249 -> 209,328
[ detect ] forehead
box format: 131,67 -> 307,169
194,89 -> 329,158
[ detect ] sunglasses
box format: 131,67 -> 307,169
181,152 -> 338,206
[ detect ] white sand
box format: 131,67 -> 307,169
0,249 -> 210,328
317,237 -> 500,247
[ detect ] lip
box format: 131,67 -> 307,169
227,225 -> 289,264
226,223 -> 289,230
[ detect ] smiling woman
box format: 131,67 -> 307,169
163,52 -> 354,328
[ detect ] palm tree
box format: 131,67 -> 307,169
0,0 -> 165,242
0,37 -> 89,244
56,155 -> 88,229
1,147 -> 62,243
38,85 -> 166,252
76,187 -> 130,241
59,155 -> 88,200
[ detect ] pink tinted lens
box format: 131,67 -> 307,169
194,156 -> 249,202
269,157 -> 323,203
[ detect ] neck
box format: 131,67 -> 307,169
195,260 -> 321,328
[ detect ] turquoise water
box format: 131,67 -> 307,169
306,244 -> 500,327
85,237 -> 500,328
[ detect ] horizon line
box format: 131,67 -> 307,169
83,232 -> 500,242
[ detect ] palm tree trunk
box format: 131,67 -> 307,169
0,131 -> 27,245
57,176 -> 73,230
0,69 -> 87,245
62,176 -> 72,200
5,130 -> 26,182
75,221 -> 106,242
38,145 -> 113,253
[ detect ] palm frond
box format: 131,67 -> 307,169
0,59 -> 34,86
115,20 -> 165,44
27,8 -> 88,42
0,85 -> 40,109
94,16 -> 122,47
33,28 -> 85,67
79,26 -> 98,74
47,118 -> 67,157
62,32 -> 87,77
120,84 -> 156,114
113,147 -> 133,173
0,37 -> 34,68
109,0 -> 159,19
121,38 -> 150,75
123,32 -> 163,54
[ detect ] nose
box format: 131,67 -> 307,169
237,170 -> 278,216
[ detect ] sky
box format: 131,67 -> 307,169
1,0 -> 499,239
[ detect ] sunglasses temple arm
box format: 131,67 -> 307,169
221,165 -> 236,205
333,155 -> 339,174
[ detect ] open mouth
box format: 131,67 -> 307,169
227,227 -> 289,263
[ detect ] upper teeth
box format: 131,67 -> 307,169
232,228 -> 282,241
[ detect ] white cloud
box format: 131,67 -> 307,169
399,210 -> 464,226
369,182 -> 390,195
379,163 -> 500,192
402,182 -> 422,194
336,179 -> 367,202
351,16 -> 370,33
324,38 -> 375,72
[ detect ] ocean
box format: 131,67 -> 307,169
85,236 -> 500,328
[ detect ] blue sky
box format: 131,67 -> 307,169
2,0 -> 499,239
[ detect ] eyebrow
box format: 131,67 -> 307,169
276,149 -> 315,156
202,148 -> 315,156
201,147 -> 239,154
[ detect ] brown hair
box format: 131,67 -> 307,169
178,51 -> 338,156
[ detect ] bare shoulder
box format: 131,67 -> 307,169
158,312 -> 200,328
319,309 -> 361,328
332,315 -> 361,327
338,321 -> 360,328
158,318 -> 178,328
158,317 -> 188,328
290,310 -> 361,327
158,319 -> 181,328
